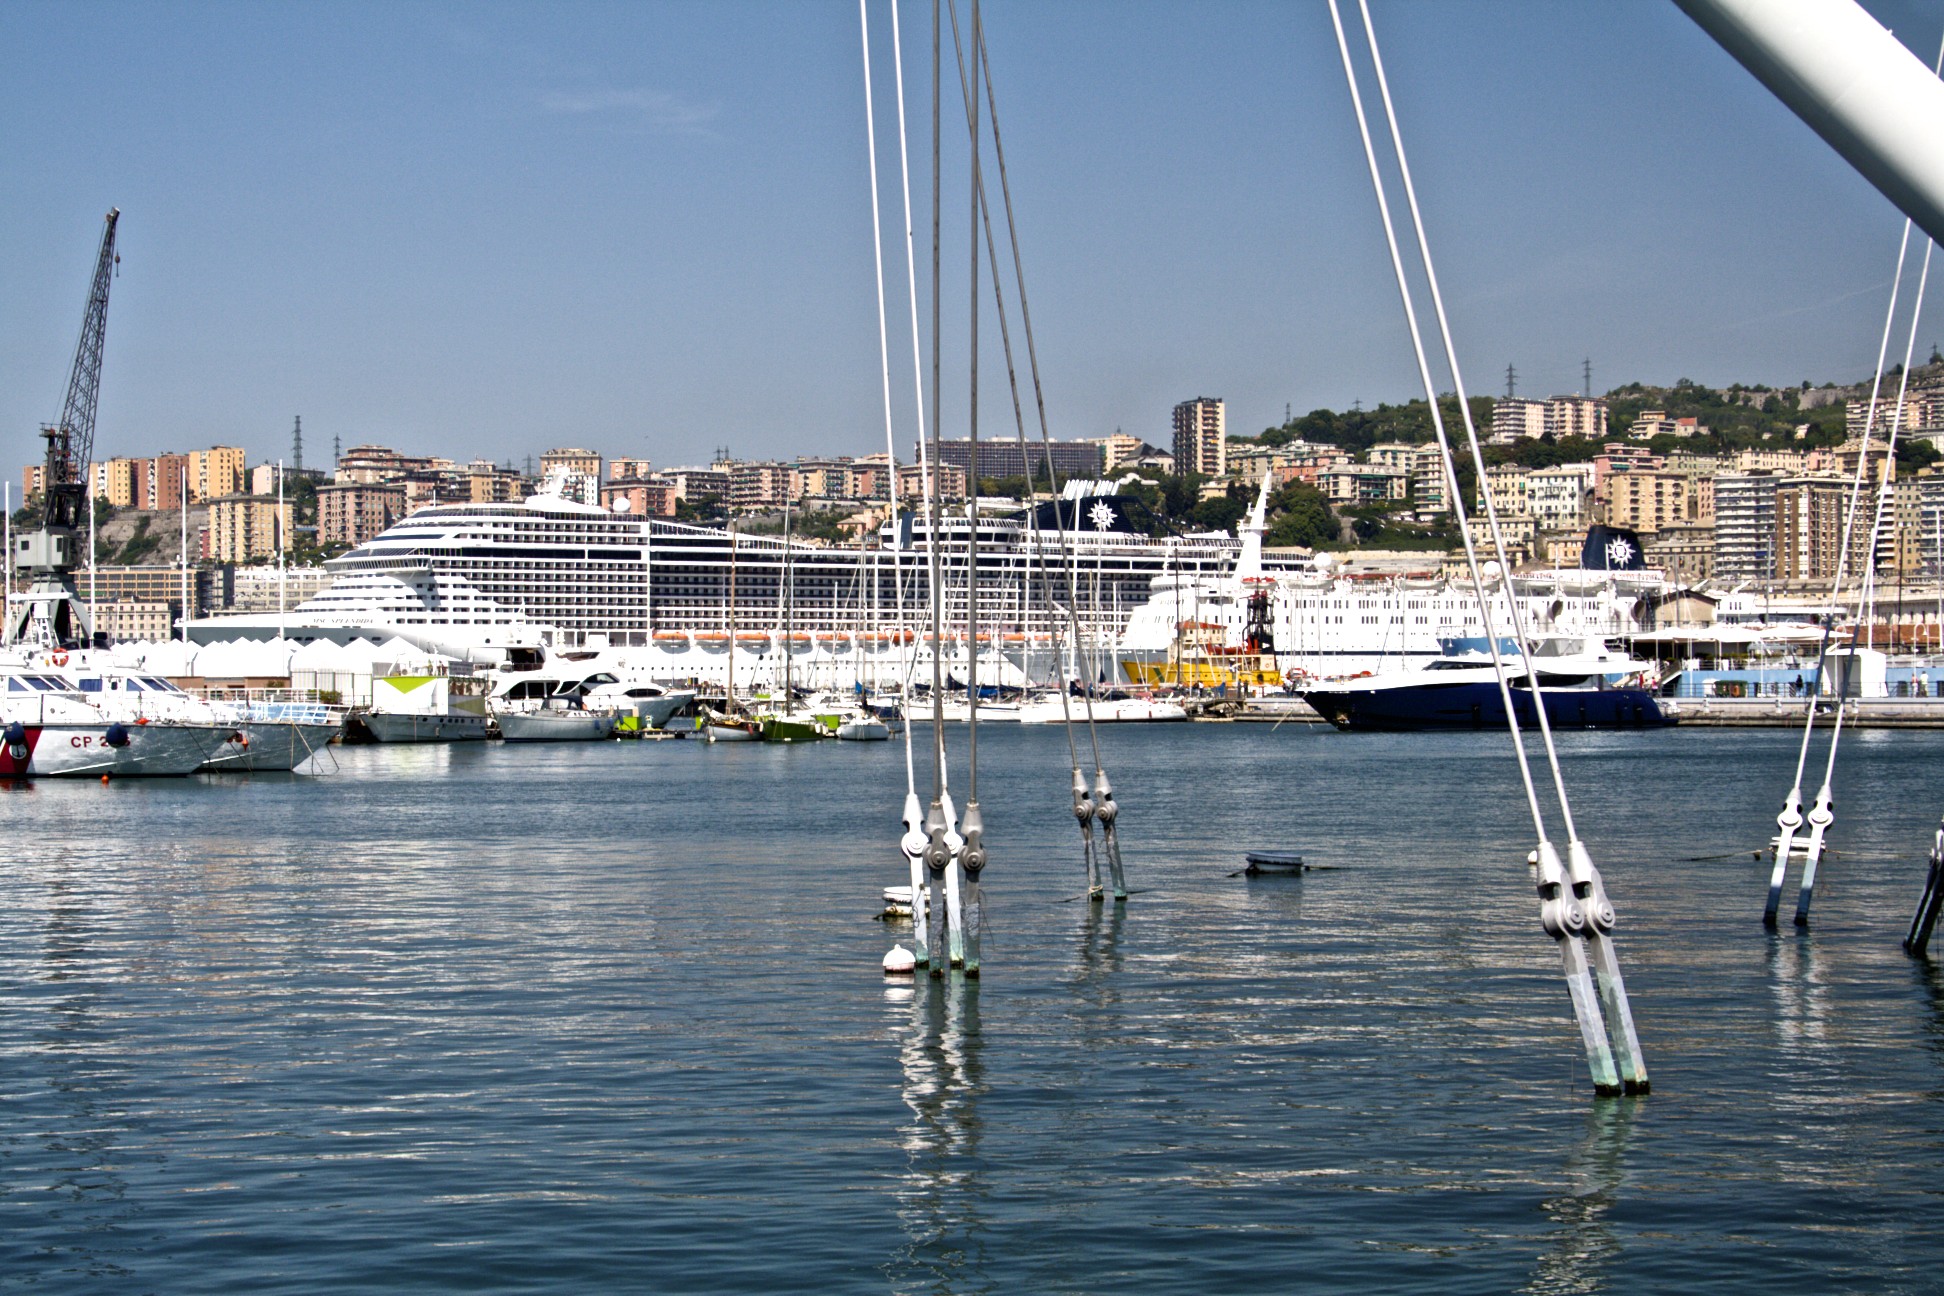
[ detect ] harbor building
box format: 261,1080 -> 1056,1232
1171,397 -> 1226,478
1625,410 -> 1708,440
540,447 -> 602,479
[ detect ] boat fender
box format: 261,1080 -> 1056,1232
103,722 -> 130,748
4,721 -> 26,762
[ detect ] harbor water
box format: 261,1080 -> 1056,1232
4,724 -> 1944,1292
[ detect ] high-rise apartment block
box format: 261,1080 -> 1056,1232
1171,397 -> 1226,477
1490,396 -> 1607,445
1712,474 -> 1780,581
204,495 -> 293,562
317,481 -> 407,548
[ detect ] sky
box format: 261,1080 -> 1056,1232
3,0 -> 1943,475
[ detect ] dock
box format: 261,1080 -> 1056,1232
1666,697 -> 1944,728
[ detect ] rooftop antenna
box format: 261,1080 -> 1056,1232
1505,363 -> 1517,400
292,415 -> 303,472
333,433 -> 341,467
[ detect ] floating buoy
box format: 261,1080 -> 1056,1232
882,944 -> 916,975
100,773 -> 110,784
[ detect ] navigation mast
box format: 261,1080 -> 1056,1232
8,209 -> 120,649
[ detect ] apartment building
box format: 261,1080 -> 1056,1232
316,481 -> 407,547
1171,397 -> 1226,477
1478,463 -> 1530,518
1713,474 -> 1781,581
1490,396 -> 1607,444
204,495 -> 293,562
1527,464 -> 1596,528
1606,471 -> 1692,535
1625,410 -> 1708,440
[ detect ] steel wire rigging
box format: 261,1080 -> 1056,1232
1330,0 -> 1646,1096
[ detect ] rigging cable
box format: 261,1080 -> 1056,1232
1798,228 -> 1934,925
919,0 -> 966,974
953,0 -> 986,974
1332,0 -> 1645,1095
944,0 -> 1109,898
1773,33 -> 1944,930
861,0 -> 930,964
954,2 -> 1122,897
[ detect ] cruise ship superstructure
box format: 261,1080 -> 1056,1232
186,482 -> 1300,682
186,478 -> 1672,686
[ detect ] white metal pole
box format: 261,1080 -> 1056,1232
277,459 -> 286,637
88,480 -> 96,642
181,466 -> 189,642
1676,0 -> 1944,247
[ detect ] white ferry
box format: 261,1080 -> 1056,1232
1115,489 -> 1668,682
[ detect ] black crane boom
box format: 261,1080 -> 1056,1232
40,208 -> 119,534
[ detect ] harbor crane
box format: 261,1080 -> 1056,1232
8,209 -> 119,649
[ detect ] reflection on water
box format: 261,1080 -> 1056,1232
1767,930 -> 1830,1052
3,728 -> 1944,1290
1520,1099 -> 1640,1296
1075,894 -> 1126,985
886,976 -> 988,1295
7,857 -> 143,1283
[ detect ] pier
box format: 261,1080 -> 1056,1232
1666,697 -> 1944,728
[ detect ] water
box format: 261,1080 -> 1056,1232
4,724 -> 1944,1292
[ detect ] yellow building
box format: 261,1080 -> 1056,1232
189,446 -> 247,502
205,494 -> 292,562
541,447 -> 602,478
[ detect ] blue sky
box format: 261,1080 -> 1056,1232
3,1 -> 1941,474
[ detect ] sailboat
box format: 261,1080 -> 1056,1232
757,500 -> 827,743
704,518 -> 760,742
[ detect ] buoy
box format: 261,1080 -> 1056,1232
882,944 -> 916,975
100,774 -> 110,784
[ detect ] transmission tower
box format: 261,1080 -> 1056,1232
1505,364 -> 1517,400
292,416 -> 303,472
1583,356 -> 1594,398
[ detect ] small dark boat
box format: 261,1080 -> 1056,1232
1244,851 -> 1307,873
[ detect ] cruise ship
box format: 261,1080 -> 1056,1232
186,477 -> 1681,687
184,480 -> 1307,681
